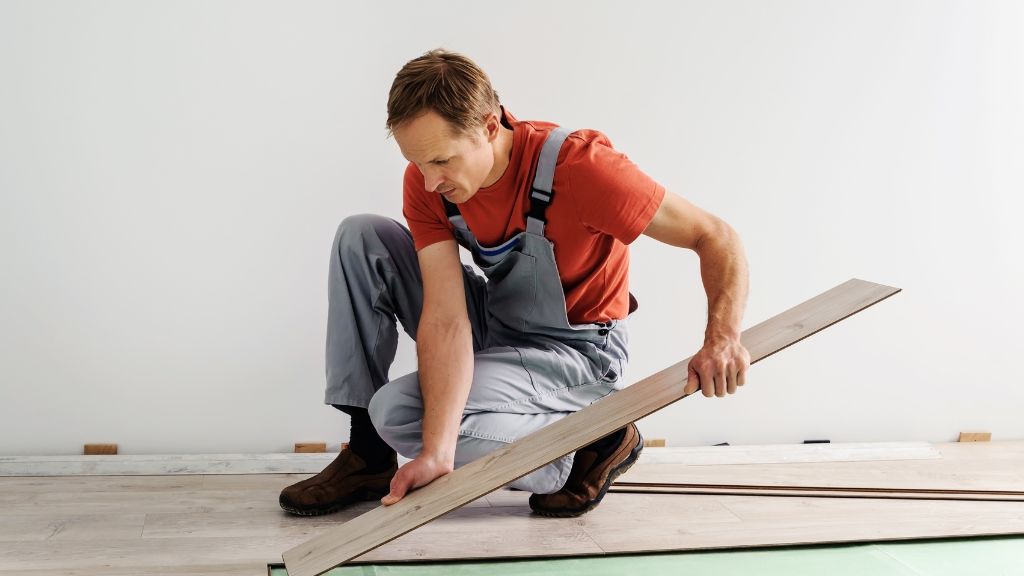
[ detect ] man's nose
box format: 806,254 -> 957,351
423,172 -> 444,193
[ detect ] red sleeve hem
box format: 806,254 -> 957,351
412,229 -> 455,252
621,183 -> 666,245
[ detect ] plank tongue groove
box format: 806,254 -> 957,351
281,278 -> 901,576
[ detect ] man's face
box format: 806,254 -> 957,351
393,109 -> 498,204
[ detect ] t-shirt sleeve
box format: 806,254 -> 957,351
401,162 -> 455,251
560,133 -> 666,244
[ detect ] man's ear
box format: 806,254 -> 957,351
481,111 -> 500,143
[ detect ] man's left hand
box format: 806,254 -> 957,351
684,334 -> 751,397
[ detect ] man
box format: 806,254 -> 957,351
280,49 -> 750,519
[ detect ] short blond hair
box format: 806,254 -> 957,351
386,49 -> 501,140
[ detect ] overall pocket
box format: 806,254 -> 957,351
477,251 -> 538,333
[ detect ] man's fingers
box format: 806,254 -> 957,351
726,369 -> 737,395
685,367 -> 700,396
381,471 -> 410,506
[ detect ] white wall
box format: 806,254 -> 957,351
1,0 -> 1021,455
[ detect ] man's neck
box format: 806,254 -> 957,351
482,123 -> 514,189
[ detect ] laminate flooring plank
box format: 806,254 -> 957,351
0,454 -> 342,477
0,512 -> 145,542
609,485 -> 1024,501
581,493 -> 1024,555
0,488 -> 288,515
616,442 -> 1024,492
201,473 -> 320,491
0,564 -> 268,576
937,440 -> 1024,461
140,505 -> 387,539
0,535 -> 310,571
281,278 -> 902,576
634,441 -> 939,466
0,475 -> 204,493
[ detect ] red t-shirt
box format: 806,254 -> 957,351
402,106 -> 666,324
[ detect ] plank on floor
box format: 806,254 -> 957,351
633,441 -> 939,466
615,441 -> 1024,493
609,485 -> 1024,501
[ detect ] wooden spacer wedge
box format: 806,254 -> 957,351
295,442 -> 327,453
958,432 -> 992,442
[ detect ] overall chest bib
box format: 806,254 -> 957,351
442,127 -> 621,351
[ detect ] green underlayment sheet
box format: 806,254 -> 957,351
271,535 -> 1024,575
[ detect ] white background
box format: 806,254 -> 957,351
1,1 -> 1021,455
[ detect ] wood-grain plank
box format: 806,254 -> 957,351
609,485 -> 1024,501
0,535 -> 309,571
0,475 -> 204,493
582,493 -> 1024,555
0,512 -> 145,542
0,564 -> 268,576
633,441 -> 939,466
1,488 -> 286,515
615,441 -> 1024,492
281,278 -> 902,575
0,454 -> 344,477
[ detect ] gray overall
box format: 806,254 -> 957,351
325,127 -> 631,493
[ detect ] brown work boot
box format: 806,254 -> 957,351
279,447 -> 397,516
528,422 -> 642,517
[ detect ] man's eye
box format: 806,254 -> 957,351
435,160 -> 449,166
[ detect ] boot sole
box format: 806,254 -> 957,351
531,429 -> 644,518
279,486 -> 389,517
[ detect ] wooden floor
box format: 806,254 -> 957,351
1,442 -> 1022,575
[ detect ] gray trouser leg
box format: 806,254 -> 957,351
324,213 -> 486,408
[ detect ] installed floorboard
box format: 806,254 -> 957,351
609,485 -> 1024,501
634,441 -> 939,466
615,441 -> 1024,492
0,564 -> 268,576
281,278 -> 902,575
0,512 -> 146,542
577,493 -> 1024,555
0,454 -> 344,477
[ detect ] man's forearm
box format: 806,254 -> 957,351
696,221 -> 749,342
415,316 -> 474,463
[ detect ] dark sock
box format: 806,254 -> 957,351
585,426 -> 627,460
333,404 -> 395,471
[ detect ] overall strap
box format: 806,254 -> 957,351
526,126 -> 573,236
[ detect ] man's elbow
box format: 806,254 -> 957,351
695,217 -> 741,254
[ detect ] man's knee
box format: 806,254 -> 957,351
366,378 -> 422,444
333,213 -> 391,252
